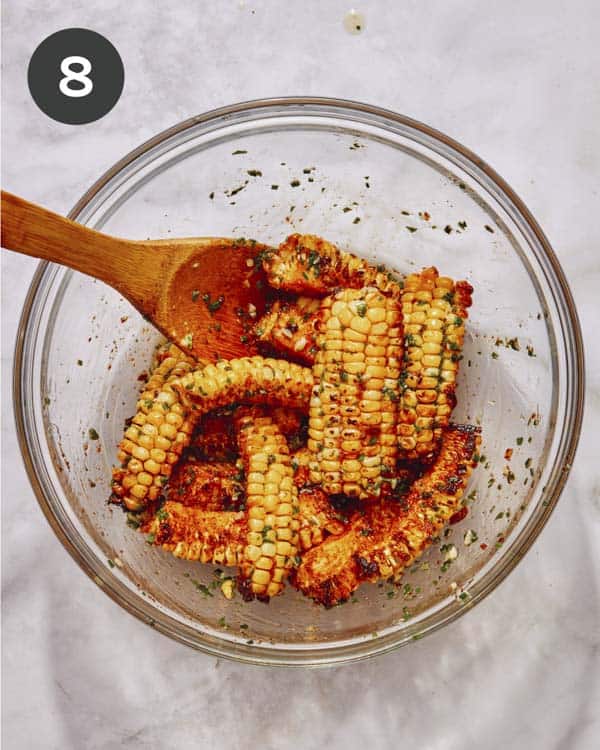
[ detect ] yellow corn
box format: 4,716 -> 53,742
111,344 -> 197,511
254,296 -> 321,364
398,267 -> 473,461
175,356 -> 313,414
235,412 -> 299,599
308,287 -> 403,498
262,234 -> 401,297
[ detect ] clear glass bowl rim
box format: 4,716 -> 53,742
13,96 -> 585,667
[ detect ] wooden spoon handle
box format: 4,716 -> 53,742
1,190 -> 156,308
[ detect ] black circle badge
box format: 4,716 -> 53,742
28,28 -> 124,125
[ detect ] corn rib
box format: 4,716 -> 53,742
142,502 -> 247,565
111,344 -> 197,511
262,234 -> 402,297
398,267 -> 473,461
141,483 -> 346,566
235,410 -> 300,599
175,356 -> 313,415
308,287 -> 403,498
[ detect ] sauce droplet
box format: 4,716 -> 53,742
344,9 -> 365,34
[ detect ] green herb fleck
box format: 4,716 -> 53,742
464,529 -> 478,546
247,169 -> 262,177
88,428 -> 99,441
202,293 -> 225,314
126,513 -> 141,530
192,580 -> 213,597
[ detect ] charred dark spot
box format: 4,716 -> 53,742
449,506 -> 469,524
442,475 -> 462,494
236,575 -> 255,602
354,555 -> 379,579
318,580 -> 339,609
155,521 -> 172,545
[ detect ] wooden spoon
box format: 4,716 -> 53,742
1,190 -> 272,361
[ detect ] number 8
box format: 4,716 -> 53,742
59,56 -> 93,98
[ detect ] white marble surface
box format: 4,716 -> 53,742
2,1 -> 599,748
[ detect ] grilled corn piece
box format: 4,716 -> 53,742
142,502 -> 247,565
254,296 -> 321,364
308,287 -> 403,498
293,424 -> 481,606
176,356 -> 313,414
111,344 -> 197,511
142,485 -> 345,565
262,234 -> 401,297
398,267 -> 473,462
235,411 -> 299,599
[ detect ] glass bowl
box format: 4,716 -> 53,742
14,98 -> 584,666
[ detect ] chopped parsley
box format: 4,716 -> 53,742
191,580 -> 213,597
202,293 -> 225,314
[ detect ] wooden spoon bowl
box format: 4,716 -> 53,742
1,191 -> 272,361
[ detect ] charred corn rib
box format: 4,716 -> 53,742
142,502 -> 247,565
142,486 -> 345,566
398,267 -> 473,462
293,424 -> 481,606
262,234 -> 401,297
175,357 -> 313,415
111,344 -> 198,511
308,287 -> 403,498
254,296 -> 321,364
235,411 -> 299,599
